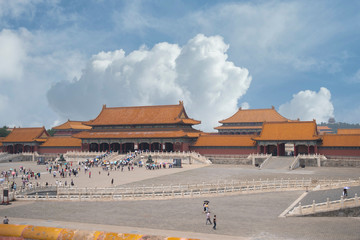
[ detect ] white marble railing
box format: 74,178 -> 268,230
11,177 -> 360,202
289,194 -> 360,216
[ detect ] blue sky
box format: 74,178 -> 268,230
0,0 -> 359,131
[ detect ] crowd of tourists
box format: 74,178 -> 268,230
1,166 -> 42,190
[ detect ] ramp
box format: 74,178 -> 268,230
261,156 -> 295,170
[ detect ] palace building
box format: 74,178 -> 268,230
52,120 -> 92,136
73,101 -> 202,153
1,102 -> 360,157
215,106 -> 288,135
1,127 -> 49,153
252,120 -> 322,156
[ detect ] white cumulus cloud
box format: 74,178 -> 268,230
0,29 -> 27,81
47,34 -> 252,131
278,87 -> 334,123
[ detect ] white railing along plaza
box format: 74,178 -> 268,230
10,177 -> 360,202
289,194 -> 360,216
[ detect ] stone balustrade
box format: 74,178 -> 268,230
289,194 -> 360,216
11,177 -> 360,202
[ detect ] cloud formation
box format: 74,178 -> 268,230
278,87 -> 334,123
0,29 -> 27,81
47,34 -> 252,131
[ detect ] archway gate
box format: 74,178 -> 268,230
256,141 -> 319,156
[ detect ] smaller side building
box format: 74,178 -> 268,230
39,137 -> 82,154
253,120 -> 321,156
2,127 -> 49,153
318,133 -> 360,156
190,134 -> 257,155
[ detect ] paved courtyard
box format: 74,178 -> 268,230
1,161 -> 360,239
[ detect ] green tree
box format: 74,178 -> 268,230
0,126 -> 10,137
47,128 -> 56,136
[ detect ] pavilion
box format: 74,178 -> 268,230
73,101 -> 202,153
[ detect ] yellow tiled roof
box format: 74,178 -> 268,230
41,137 -> 82,147
337,129 -> 360,135
53,120 -> 92,130
74,130 -> 200,139
321,134 -> 360,147
214,126 -> 263,130
193,135 -> 256,147
253,121 -> 320,141
85,102 -> 201,126
219,107 -> 288,124
3,127 -> 48,143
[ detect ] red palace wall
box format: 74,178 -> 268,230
38,147 -> 81,154
181,142 -> 191,151
318,148 -> 360,157
190,147 -> 257,155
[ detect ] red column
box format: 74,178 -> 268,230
277,144 -> 280,156
314,145 -> 318,154
120,143 -> 122,153
108,143 -> 111,152
294,145 -> 297,156
264,145 -> 267,154
307,145 -> 310,155
98,144 -> 100,152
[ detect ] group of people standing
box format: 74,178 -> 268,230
203,201 -> 216,230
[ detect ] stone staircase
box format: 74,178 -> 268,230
261,156 -> 295,170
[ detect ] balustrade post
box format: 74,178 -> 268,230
340,196 -> 344,208
327,198 -> 330,208
298,202 -> 302,215
172,190 -> 175,197
46,193 -> 49,200
35,193 -> 38,200
78,193 -> 81,201
312,200 -> 316,213
355,193 -> 359,206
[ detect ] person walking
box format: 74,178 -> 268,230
206,212 -> 212,225
111,178 -> 114,185
3,216 -> 9,224
213,215 -> 216,230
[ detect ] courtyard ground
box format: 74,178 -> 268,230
0,161 -> 359,240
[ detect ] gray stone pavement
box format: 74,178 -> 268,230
299,186 -> 360,206
1,162 -> 360,239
